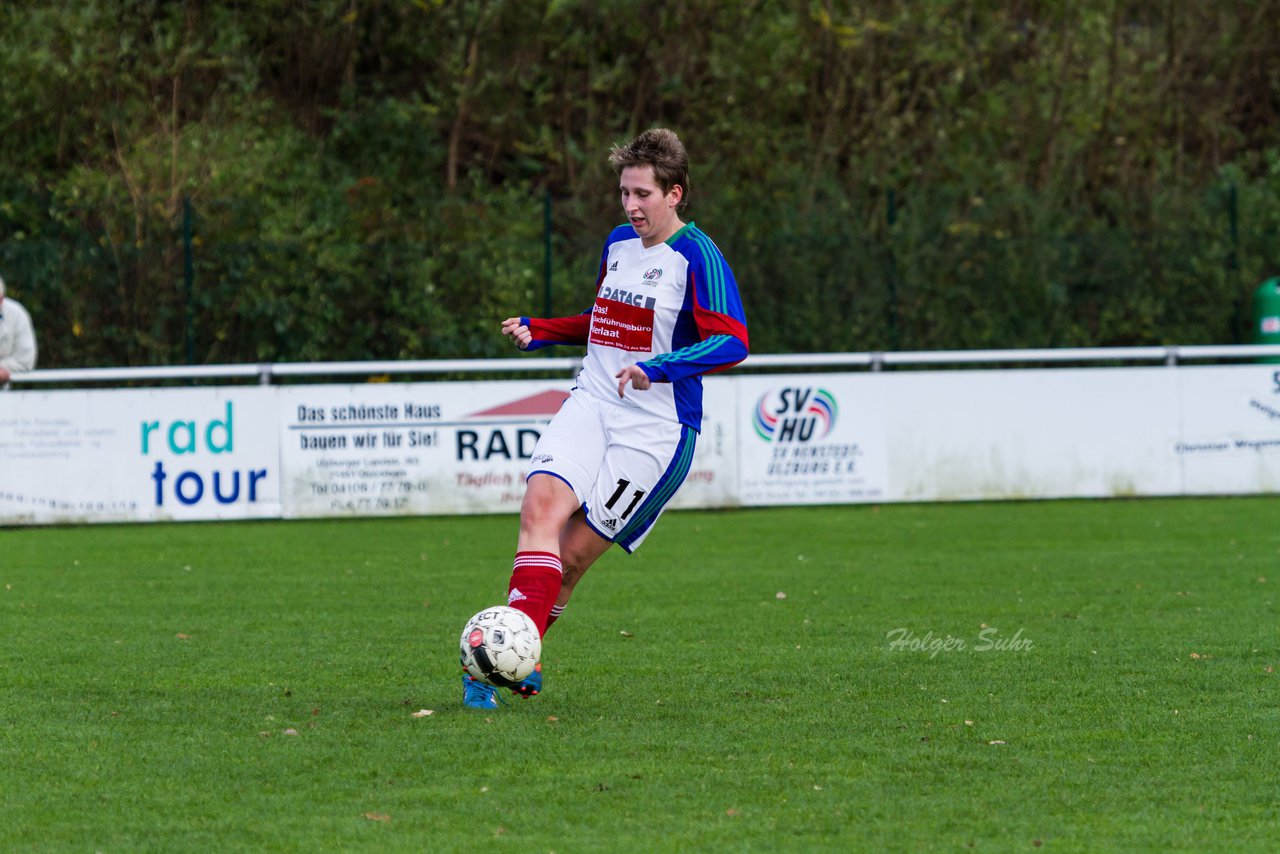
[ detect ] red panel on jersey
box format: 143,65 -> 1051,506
589,298 -> 654,353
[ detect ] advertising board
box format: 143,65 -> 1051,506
3,364 -> 1277,526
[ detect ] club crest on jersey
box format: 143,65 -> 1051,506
643,268 -> 663,280
598,285 -> 657,310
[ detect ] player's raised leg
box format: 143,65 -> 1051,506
464,388 -> 607,706
545,508 -> 612,630
511,510 -> 611,698
506,473 -> 582,633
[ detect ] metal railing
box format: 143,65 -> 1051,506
9,345 -> 1280,387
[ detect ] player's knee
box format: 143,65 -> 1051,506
519,482 -> 573,534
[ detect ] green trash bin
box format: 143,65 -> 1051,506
1255,277 -> 1280,362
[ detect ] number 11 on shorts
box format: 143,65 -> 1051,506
605,479 -> 646,520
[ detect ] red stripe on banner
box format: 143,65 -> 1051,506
468,390 -> 570,417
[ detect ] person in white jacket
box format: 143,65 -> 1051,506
0,274 -> 38,388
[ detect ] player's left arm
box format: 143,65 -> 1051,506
636,251 -> 749,384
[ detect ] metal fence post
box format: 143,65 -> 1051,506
183,196 -> 195,365
543,189 -> 553,317
885,188 -> 900,351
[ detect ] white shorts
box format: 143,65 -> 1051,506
527,388 -> 697,552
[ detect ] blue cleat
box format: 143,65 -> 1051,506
462,674 -> 501,709
511,662 -> 543,698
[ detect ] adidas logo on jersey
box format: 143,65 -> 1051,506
601,518 -> 618,531
508,588 -> 528,604
609,260 -> 619,271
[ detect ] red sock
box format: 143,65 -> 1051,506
507,551 -> 563,635
544,603 -> 566,634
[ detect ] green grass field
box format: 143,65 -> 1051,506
2,498 -> 1277,852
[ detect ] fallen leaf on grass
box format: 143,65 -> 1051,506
619,630 -> 634,637
726,808 -> 740,817
546,715 -> 559,722
988,740 -> 1006,745
410,709 -> 434,718
363,812 -> 391,823
175,633 -> 191,640
283,728 -> 299,736
776,591 -> 787,599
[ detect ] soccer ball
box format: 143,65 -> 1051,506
459,606 -> 541,687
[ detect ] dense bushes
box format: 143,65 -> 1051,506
1,1 -> 1277,368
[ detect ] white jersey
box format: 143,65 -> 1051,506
524,222 -> 748,430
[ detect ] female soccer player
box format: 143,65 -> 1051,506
464,128 -> 749,708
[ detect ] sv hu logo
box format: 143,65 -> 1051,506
753,388 -> 838,442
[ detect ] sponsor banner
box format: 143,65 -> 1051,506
3,364 -> 1278,526
0,387 -> 280,524
279,378 -> 740,517
737,375 -> 889,505
879,368 -> 1181,501
670,376 -> 739,509
1174,365 -> 1280,494
589,299 -> 654,352
278,381 -> 569,517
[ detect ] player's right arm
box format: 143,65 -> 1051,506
501,312 -> 591,351
501,317 -> 533,349
503,226 -> 626,352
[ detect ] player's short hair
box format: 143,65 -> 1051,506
609,128 -> 690,210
